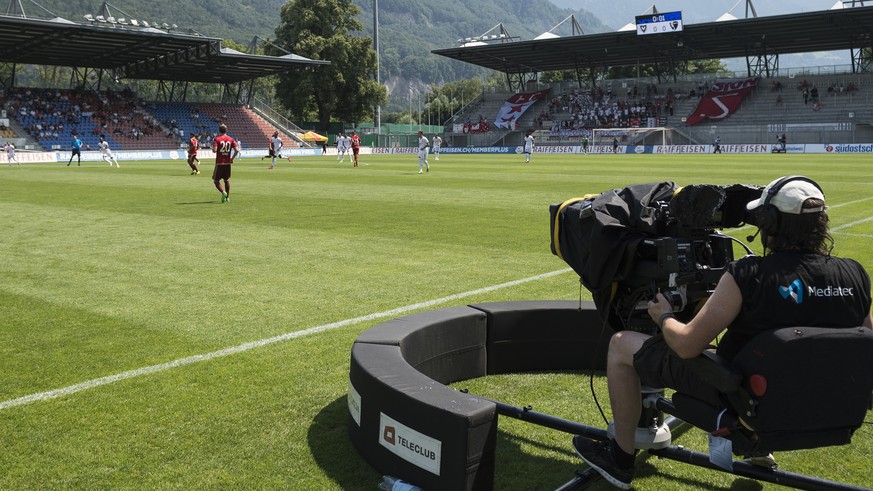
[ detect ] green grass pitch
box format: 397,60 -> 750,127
1,153 -> 871,490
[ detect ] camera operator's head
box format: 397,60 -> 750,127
746,176 -> 833,255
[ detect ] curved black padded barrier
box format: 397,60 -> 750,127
348,301 -> 611,491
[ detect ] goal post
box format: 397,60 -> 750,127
591,127 -> 674,147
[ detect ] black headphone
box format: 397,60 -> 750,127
757,175 -> 824,238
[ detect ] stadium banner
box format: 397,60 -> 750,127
371,147 -> 517,155
493,89 -> 551,129
1,151 -> 56,163
588,145 -> 628,154
442,146 -> 516,154
53,148 -> 322,162
627,145 -> 655,154
368,144 -> 873,155
686,76 -> 760,126
817,143 -> 873,154
783,144 -> 806,154
717,144 -> 771,154
55,150 -> 164,162
654,145 -> 710,154
530,145 -> 578,154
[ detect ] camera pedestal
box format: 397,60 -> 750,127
606,387 -> 672,450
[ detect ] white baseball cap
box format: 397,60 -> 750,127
746,176 -> 825,215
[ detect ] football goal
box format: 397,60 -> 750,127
592,127 -> 674,147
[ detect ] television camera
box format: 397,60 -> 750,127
550,182 -> 763,332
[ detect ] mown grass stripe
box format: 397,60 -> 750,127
0,268 -> 571,411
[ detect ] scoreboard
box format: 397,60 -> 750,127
635,11 -> 683,36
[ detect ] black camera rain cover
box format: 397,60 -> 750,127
553,181 -> 677,293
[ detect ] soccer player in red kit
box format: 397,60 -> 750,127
187,132 -> 201,175
212,124 -> 239,203
350,131 -> 361,167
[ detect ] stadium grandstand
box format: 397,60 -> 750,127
433,1 -> 873,149
0,3 -> 328,153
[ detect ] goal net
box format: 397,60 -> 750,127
591,127 -> 674,147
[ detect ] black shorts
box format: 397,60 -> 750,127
267,149 -> 276,157
212,164 -> 232,181
71,148 -> 81,156
633,335 -> 720,406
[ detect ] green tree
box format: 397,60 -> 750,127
271,0 -> 386,131
606,59 -> 727,79
423,78 -> 484,125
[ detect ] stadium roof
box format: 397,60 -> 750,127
0,14 -> 329,84
433,6 -> 873,75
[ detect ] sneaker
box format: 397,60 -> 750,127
572,436 -> 634,490
196,170 -> 200,175
225,195 -> 230,203
268,166 -> 274,170
221,192 -> 227,203
191,170 -> 197,175
425,163 -> 430,173
743,452 -> 777,470
418,170 -> 423,174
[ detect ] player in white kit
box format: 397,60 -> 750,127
98,136 -> 120,167
417,131 -> 430,174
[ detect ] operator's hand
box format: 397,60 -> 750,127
647,293 -> 673,325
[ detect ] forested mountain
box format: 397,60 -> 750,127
350,0 -> 610,84
30,0 -> 608,86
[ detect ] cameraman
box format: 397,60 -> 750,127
573,176 -> 872,490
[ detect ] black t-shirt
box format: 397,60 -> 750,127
719,251 -> 871,360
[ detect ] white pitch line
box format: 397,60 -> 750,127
832,216 -> 873,232
726,196 -> 873,235
0,268 -> 573,411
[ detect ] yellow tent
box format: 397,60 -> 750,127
301,131 -> 328,142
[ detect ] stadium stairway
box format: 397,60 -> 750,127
195,103 -> 297,149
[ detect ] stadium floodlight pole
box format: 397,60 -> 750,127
374,0 -> 381,137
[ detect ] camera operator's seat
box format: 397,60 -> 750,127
665,326 -> 873,456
